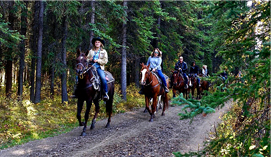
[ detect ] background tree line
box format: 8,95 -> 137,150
0,1 -> 220,103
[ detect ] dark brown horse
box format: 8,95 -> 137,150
198,74 -> 210,99
188,74 -> 200,99
172,71 -> 187,99
140,63 -> 169,122
75,49 -> 114,136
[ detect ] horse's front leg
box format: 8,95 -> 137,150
173,87 -> 176,98
145,96 -> 151,115
77,99 -> 85,127
90,99 -> 100,130
81,98 -> 92,136
150,95 -> 157,122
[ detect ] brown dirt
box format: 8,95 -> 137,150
0,100 -> 232,157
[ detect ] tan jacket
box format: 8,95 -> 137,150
87,49 -> 108,70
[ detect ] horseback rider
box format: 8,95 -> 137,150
174,56 -> 188,89
189,61 -> 201,87
202,65 -> 209,77
220,67 -> 228,81
87,37 -> 109,101
139,48 -> 169,94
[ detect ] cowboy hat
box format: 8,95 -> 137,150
92,37 -> 105,46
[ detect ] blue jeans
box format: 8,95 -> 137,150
193,74 -> 200,85
96,67 -> 108,93
181,72 -> 188,84
157,70 -> 167,87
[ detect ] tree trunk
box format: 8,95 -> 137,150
135,55 -> 140,87
34,0 -> 44,103
121,0 -> 127,100
61,15 -> 68,103
89,0 -> 95,49
18,1 -> 28,98
30,1 -> 39,102
6,1 -> 15,98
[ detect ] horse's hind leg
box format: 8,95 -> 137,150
90,99 -> 100,130
105,97 -> 113,128
161,93 -> 168,116
77,99 -> 84,126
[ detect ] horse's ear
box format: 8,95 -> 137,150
147,64 -> 150,69
140,63 -> 144,66
171,70 -> 174,73
76,48 -> 81,57
85,50 -> 89,56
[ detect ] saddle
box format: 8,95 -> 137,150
90,67 -> 115,89
151,72 -> 169,85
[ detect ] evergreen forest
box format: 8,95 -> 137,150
0,1 -> 269,156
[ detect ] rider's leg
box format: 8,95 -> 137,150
96,67 -> 109,101
138,85 -> 144,94
195,74 -> 201,87
157,70 -> 169,93
183,73 -> 188,89
71,75 -> 79,98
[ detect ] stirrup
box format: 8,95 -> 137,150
138,89 -> 144,94
103,93 -> 109,101
164,87 -> 169,93
70,94 -> 78,98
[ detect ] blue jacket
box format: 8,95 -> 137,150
146,56 -> 162,70
175,61 -> 188,73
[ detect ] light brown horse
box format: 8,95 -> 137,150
171,71 -> 187,99
140,63 -> 169,122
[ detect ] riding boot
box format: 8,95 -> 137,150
103,92 -> 109,101
184,81 -> 188,89
71,85 -> 78,98
164,85 -> 169,93
138,86 -> 144,94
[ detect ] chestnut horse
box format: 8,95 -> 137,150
140,63 -> 169,122
188,74 -> 199,99
172,71 -> 187,99
75,49 -> 114,136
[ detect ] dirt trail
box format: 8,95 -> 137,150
0,100 -> 232,157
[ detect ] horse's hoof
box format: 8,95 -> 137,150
149,119 -> 153,122
80,132 -> 86,136
161,112 -> 165,116
90,125 -> 95,130
143,109 -> 148,113
105,123 -> 110,128
79,122 -> 85,126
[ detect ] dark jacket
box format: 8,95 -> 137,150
175,61 -> 188,73
221,71 -> 228,77
190,65 -> 199,75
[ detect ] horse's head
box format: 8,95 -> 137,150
172,70 -> 179,86
76,49 -> 89,75
140,63 -> 151,85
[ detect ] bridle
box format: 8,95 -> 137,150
141,68 -> 159,88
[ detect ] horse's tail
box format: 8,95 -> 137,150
106,82 -> 114,116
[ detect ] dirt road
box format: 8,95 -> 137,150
0,100 -> 232,157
